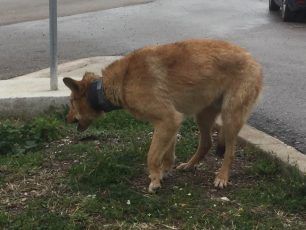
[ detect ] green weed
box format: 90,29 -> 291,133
0,116 -> 62,155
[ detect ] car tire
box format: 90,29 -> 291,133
269,0 -> 279,11
281,0 -> 293,22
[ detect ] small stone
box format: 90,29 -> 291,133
220,197 -> 230,202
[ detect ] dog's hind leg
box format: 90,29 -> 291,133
177,105 -> 220,170
214,82 -> 260,188
216,127 -> 225,157
147,112 -> 183,193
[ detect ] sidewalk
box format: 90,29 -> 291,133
0,56 -> 119,118
0,56 -> 305,174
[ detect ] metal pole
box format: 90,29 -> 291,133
49,0 -> 58,90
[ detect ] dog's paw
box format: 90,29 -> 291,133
214,175 -> 229,189
148,181 -> 161,193
176,162 -> 194,170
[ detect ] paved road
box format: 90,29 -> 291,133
0,0 -> 305,153
0,0 -> 153,25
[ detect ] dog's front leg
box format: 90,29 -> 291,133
160,136 -> 177,179
147,116 -> 182,193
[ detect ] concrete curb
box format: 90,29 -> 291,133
216,119 -> 306,175
240,125 -> 306,174
1,56 -> 305,174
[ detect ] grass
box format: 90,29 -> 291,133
0,110 -> 305,229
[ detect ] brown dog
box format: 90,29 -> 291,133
63,39 -> 262,192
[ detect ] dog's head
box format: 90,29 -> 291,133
63,72 -> 104,132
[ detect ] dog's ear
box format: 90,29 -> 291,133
63,77 -> 80,92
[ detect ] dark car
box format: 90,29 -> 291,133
269,0 -> 306,21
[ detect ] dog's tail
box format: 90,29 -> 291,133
215,59 -> 263,158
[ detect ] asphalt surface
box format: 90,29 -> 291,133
0,0 -> 305,153
0,0 -> 153,25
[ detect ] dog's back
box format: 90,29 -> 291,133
103,39 -> 262,118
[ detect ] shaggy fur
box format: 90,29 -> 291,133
63,39 -> 263,192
